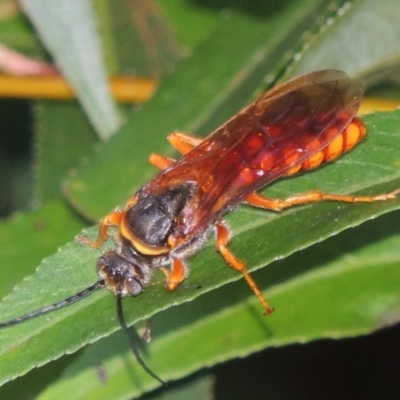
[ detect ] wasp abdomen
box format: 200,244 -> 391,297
291,117 -> 366,174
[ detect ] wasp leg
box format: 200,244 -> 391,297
142,319 -> 152,343
82,210 -> 125,248
148,153 -> 176,170
215,221 -> 274,315
167,131 -> 202,155
245,188 -> 400,212
160,258 -> 187,292
83,196 -> 138,248
149,132 -> 203,169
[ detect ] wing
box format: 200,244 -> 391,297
144,70 -> 364,238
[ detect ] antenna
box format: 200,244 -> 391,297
116,294 -> 166,386
0,280 -> 105,328
0,280 -> 166,385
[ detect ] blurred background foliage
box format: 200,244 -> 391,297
0,0 -> 400,399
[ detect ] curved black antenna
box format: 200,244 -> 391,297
0,280 -> 105,328
116,294 -> 166,386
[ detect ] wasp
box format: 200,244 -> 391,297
1,70 -> 399,384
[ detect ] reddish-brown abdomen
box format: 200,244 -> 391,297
288,117 -> 366,175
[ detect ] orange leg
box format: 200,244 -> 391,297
215,221 -> 274,315
80,210 -> 124,248
161,258 -> 187,292
167,131 -> 202,155
149,153 -> 176,170
245,188 -> 400,212
149,132 -> 203,170
82,196 -> 138,248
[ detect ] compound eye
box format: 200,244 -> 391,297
125,277 -> 143,297
96,255 -> 108,271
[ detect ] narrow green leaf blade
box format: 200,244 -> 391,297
289,0 -> 400,78
20,0 -> 121,139
38,212 -> 400,399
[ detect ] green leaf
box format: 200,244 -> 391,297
288,0 -> 400,80
0,6 -> 42,56
0,200 -> 86,299
34,102 -> 97,202
0,110 -> 399,391
38,211 -> 400,400
97,0 -> 181,77
19,0 -> 121,139
146,374 -> 215,400
158,0 -> 221,47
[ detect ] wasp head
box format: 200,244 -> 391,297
96,251 -> 147,297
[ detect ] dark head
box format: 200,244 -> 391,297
96,251 -> 149,297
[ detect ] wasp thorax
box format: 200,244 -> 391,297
97,251 -> 144,297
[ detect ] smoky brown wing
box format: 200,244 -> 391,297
164,70 -> 364,236
164,70 -> 361,165
146,70 -> 362,195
